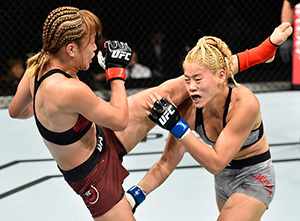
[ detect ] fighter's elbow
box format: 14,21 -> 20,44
209,168 -> 223,175
8,107 -> 19,119
205,163 -> 225,175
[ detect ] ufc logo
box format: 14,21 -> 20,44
96,135 -> 103,152
159,106 -> 175,125
111,51 -> 131,61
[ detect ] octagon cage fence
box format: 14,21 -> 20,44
0,0 -> 294,108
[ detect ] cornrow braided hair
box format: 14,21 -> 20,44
26,6 -> 102,77
184,36 -> 239,86
43,6 -> 83,52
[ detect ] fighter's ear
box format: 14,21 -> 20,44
66,43 -> 76,57
217,69 -> 226,84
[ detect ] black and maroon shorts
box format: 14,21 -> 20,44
59,125 -> 129,218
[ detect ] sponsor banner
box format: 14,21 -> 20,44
293,4 -> 300,89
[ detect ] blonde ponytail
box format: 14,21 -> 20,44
26,50 -> 49,77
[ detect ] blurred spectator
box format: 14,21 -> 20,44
139,29 -> 176,81
0,58 -> 25,95
126,50 -> 152,79
279,0 -> 300,63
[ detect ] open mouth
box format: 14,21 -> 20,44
191,94 -> 201,102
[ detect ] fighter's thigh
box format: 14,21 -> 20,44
94,196 -> 135,221
114,87 -> 158,153
155,75 -> 188,105
217,193 -> 267,221
124,75 -> 187,118
115,75 -> 188,152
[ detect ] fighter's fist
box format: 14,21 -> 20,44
149,97 -> 181,131
98,40 -> 132,82
148,96 -> 190,140
105,41 -> 132,68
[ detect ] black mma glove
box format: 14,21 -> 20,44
98,40 -> 132,82
148,97 -> 190,140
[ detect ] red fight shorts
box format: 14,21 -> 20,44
58,125 -> 129,218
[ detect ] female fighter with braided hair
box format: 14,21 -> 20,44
125,23 -> 293,220
8,6 -> 136,220
8,4 -> 292,220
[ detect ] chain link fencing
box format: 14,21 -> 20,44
0,0 -> 291,108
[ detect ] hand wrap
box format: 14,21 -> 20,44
237,37 -> 278,72
125,185 -> 147,214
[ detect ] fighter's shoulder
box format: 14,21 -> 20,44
232,86 -> 256,100
232,86 -> 259,112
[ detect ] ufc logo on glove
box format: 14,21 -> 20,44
159,106 -> 175,125
148,97 -> 190,140
111,51 -> 131,61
